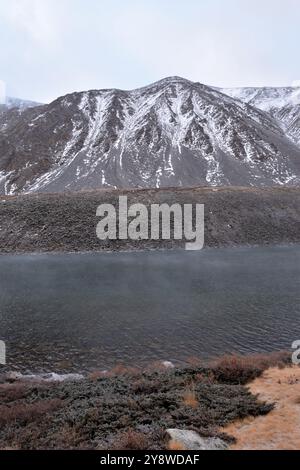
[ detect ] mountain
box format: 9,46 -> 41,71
221,86 -> 300,146
5,97 -> 41,110
0,96 -> 41,131
0,77 -> 300,195
0,97 -> 41,111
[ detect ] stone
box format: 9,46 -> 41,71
166,429 -> 228,450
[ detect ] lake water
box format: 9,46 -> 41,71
0,246 -> 299,374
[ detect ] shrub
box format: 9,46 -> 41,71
111,429 -> 150,450
0,399 -> 62,426
131,378 -> 161,394
211,351 -> 290,385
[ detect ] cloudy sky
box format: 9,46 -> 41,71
0,0 -> 300,103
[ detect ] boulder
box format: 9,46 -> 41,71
166,429 -> 228,450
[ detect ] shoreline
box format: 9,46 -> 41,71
0,346 -> 294,379
0,240 -> 299,257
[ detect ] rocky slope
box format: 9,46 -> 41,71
0,187 -> 299,253
0,77 -> 300,195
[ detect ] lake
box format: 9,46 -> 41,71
0,245 -> 299,374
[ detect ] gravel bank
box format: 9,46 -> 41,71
0,186 -> 299,253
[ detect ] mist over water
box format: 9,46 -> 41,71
0,245 -> 299,374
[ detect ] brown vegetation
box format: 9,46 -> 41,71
0,399 -> 62,427
211,351 -> 290,385
222,366 -> 300,450
110,430 -> 150,450
182,386 -> 199,409
0,352 -> 290,450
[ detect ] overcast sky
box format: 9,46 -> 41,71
1,0 -> 300,103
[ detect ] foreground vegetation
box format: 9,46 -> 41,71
0,352 -> 291,450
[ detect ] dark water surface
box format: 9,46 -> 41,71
0,246 -> 299,374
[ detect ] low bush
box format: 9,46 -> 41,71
211,351 -> 290,385
111,429 -> 150,450
0,399 -> 62,426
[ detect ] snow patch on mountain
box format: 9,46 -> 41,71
4,97 -> 42,110
221,86 -> 300,111
222,86 -> 300,145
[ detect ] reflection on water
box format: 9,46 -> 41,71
0,245 -> 299,373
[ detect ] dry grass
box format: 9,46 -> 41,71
182,386 -> 198,409
222,366 -> 300,450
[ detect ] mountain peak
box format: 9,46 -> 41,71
134,76 -> 204,93
0,78 -> 300,195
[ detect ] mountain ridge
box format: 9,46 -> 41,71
221,85 -> 300,145
0,77 -> 299,195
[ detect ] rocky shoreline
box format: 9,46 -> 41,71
0,186 -> 299,254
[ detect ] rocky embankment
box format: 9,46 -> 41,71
0,186 -> 299,253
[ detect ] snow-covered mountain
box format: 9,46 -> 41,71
221,86 -> 300,146
1,97 -> 41,111
0,77 -> 300,195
